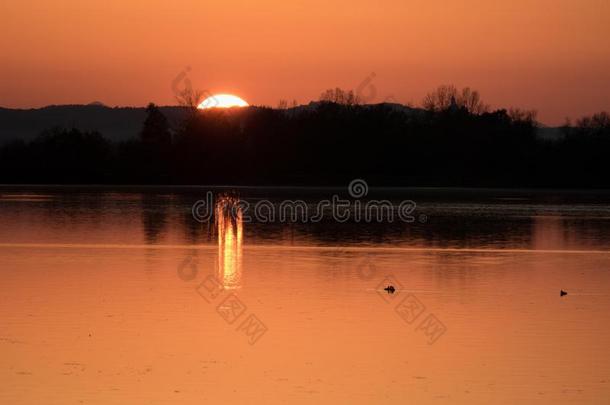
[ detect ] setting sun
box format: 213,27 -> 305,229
198,94 -> 249,109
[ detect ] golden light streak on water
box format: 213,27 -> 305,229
215,195 -> 243,289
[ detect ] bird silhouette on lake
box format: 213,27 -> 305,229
384,285 -> 396,294
560,290 -> 568,297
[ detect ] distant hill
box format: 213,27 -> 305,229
0,104 -> 190,144
282,101 -> 423,116
0,103 -> 562,144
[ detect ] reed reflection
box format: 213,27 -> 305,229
215,195 -> 243,289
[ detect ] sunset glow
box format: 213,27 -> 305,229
3,1 -> 609,123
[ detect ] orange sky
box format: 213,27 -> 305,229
1,0 -> 609,124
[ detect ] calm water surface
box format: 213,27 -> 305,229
1,187 -> 610,404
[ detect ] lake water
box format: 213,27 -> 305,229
1,186 -> 610,404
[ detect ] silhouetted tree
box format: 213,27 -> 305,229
319,88 -> 360,105
175,87 -> 203,111
577,111 -> 610,133
508,108 -> 538,125
140,103 -> 171,145
277,99 -> 289,109
277,99 -> 299,109
3,96 -> 610,188
423,85 -> 488,114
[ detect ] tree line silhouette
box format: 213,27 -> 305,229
1,86 -> 609,187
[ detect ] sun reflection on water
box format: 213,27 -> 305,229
216,195 -> 243,289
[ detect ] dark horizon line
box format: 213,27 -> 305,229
0,102 -> 567,128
